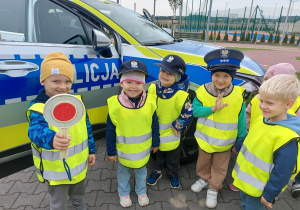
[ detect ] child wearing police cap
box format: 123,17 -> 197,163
106,59 -> 160,208
27,52 -> 96,210
190,49 -> 247,208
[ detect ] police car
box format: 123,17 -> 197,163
0,0 -> 264,177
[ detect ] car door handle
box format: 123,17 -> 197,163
0,60 -> 39,77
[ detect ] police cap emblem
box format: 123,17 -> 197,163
220,49 -> 230,58
166,56 -> 174,63
131,61 -> 138,68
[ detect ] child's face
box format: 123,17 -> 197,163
259,93 -> 294,122
211,71 -> 232,90
41,74 -> 72,98
121,80 -> 145,99
159,69 -> 175,87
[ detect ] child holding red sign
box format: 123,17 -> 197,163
27,52 -> 96,210
106,59 -> 160,208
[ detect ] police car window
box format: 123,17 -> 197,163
0,0 -> 26,42
34,0 -> 89,45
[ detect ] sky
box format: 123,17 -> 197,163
111,0 -> 300,19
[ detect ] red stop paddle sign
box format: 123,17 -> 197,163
53,102 -> 77,122
43,94 -> 85,161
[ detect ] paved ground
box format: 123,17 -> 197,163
211,42 -> 300,71
1,138 -> 300,210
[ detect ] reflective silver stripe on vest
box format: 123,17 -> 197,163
117,147 -> 151,161
43,159 -> 88,181
240,145 -> 274,173
117,132 -> 152,144
159,122 -> 172,130
195,130 -> 236,146
160,135 -> 180,144
234,162 -> 266,191
197,118 -> 238,130
31,139 -> 88,161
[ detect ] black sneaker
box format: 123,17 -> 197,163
147,170 -> 162,185
169,172 -> 180,188
292,181 -> 300,198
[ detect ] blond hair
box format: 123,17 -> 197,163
259,74 -> 300,102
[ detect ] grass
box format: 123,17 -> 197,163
296,57 -> 300,60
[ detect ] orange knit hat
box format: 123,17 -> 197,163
40,52 -> 74,83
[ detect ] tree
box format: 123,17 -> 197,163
245,32 -> 251,41
267,33 -> 273,43
289,33 -> 295,44
252,32 -> 257,42
201,29 -> 206,40
260,34 -> 265,43
283,34 -> 288,44
297,36 -> 300,45
240,31 -> 245,41
223,32 -> 228,41
216,31 -> 221,40
274,33 -> 280,43
209,32 -> 213,40
168,0 -> 183,36
232,32 -> 237,41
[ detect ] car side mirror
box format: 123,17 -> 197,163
92,29 -> 113,58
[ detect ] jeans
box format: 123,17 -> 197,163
117,162 -> 147,196
240,191 -> 265,210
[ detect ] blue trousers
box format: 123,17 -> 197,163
117,162 -> 147,196
295,172 -> 300,183
240,191 -> 265,210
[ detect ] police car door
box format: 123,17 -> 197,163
0,0 -> 120,167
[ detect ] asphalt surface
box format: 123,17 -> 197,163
1,137 -> 300,210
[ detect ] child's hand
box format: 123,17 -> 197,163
211,92 -> 228,112
88,154 -> 96,166
232,146 -> 238,154
172,127 -> 181,137
53,133 -> 71,150
261,196 -> 273,208
151,147 -> 159,153
107,155 -> 117,162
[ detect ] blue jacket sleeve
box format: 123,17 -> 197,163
28,112 -> 56,150
237,102 -> 247,141
106,114 -> 117,156
263,140 -> 298,203
172,96 -> 193,131
192,97 -> 213,117
152,111 -> 160,147
86,112 -> 96,154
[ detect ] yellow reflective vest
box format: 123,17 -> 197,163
27,95 -> 89,185
107,94 -> 157,168
194,85 -> 245,153
232,116 -> 300,197
148,84 -> 188,151
250,95 -> 300,128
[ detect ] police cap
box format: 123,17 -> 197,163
154,54 -> 186,76
204,48 -> 244,71
119,59 -> 149,78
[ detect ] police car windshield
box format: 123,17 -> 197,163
81,0 -> 174,45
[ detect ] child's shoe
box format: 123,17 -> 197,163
229,183 -> 239,192
147,170 -> 162,185
292,181 -> 300,198
138,194 -> 149,207
119,195 -> 132,208
191,178 -> 208,192
169,172 -> 180,188
206,189 -> 218,209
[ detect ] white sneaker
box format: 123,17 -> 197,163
206,189 -> 218,209
119,195 -> 132,208
191,178 -> 209,192
138,193 -> 149,207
